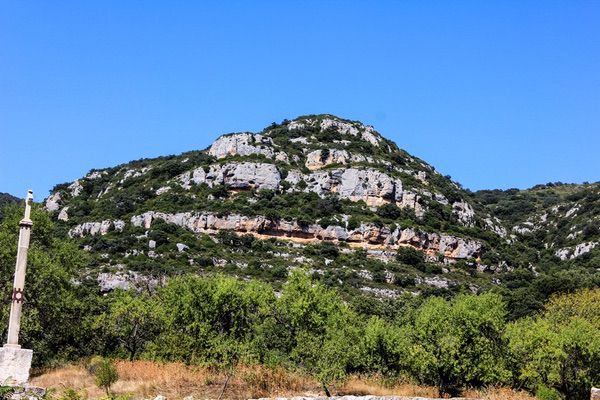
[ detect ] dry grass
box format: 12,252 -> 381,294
31,361 -> 535,400
31,360 -> 319,399
338,377 -> 535,399
339,376 -> 440,397
473,387 -> 537,400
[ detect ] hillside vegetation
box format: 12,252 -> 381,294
1,205 -> 598,399
1,115 -> 599,399
40,115 -> 600,318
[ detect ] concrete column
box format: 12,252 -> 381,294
6,190 -> 33,348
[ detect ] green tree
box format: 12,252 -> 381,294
408,293 -> 510,396
95,290 -> 161,360
94,358 -> 119,396
356,316 -> 410,377
255,270 -> 358,395
395,246 -> 425,267
0,204 -> 98,366
147,274 -> 273,366
506,289 -> 600,400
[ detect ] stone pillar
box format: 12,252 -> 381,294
0,190 -> 34,386
591,387 -> 600,400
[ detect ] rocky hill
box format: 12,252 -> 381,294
41,115 -> 600,311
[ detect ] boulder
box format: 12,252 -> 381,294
45,192 -> 62,212
57,207 -> 69,221
208,133 -> 274,159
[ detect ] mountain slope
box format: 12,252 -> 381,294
42,115 -> 599,304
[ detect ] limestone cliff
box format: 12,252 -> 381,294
40,114 -> 600,296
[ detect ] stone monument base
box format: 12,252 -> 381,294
0,345 -> 33,386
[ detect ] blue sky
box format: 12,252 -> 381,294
1,1 -> 599,199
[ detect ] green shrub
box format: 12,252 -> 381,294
94,359 -> 118,396
536,385 -> 563,400
58,388 -> 86,400
396,246 -> 425,267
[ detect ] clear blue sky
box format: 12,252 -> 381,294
1,1 -> 599,199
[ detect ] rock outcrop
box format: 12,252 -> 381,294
178,162 -> 281,191
125,211 -> 482,259
69,219 -> 126,238
209,133 -> 275,159
45,192 -> 62,212
555,241 -> 598,260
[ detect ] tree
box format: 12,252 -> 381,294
0,204 -> 99,366
255,270 -> 358,395
396,246 -> 425,267
356,316 -> 410,377
146,274 -> 273,365
95,290 -> 161,360
94,358 -> 118,396
376,203 -> 402,220
506,289 -> 600,400
409,293 -> 510,396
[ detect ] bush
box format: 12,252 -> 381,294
536,385 -> 564,400
506,291 -> 600,400
376,203 -> 402,220
409,293 -> 509,396
94,359 -> 118,396
396,246 -> 425,267
58,388 -> 86,400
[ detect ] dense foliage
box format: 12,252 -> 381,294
1,115 -> 599,398
1,204 -> 597,398
0,193 -> 19,221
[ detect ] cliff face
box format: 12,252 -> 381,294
42,114 -> 600,296
69,211 -> 483,259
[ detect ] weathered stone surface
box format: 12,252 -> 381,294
68,180 -> 83,197
44,192 -> 62,212
208,133 -> 275,159
176,243 -> 189,252
120,167 -> 151,184
57,207 -> 69,221
361,126 -> 382,146
591,387 -> 600,400
97,269 -> 164,292
8,386 -> 46,400
452,200 -> 475,227
179,162 -> 281,191
175,160 -> 477,222
0,346 -> 33,386
287,167 -> 397,204
155,186 -> 171,195
319,118 -> 381,146
129,211 -> 482,259
320,118 -> 360,137
484,217 -> 507,237
415,276 -> 450,289
555,241 -> 599,260
86,170 -> 106,180
305,149 -> 352,170
69,220 -> 125,238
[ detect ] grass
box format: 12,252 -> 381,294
31,360 -> 536,400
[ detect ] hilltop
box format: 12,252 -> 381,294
40,114 -> 600,315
